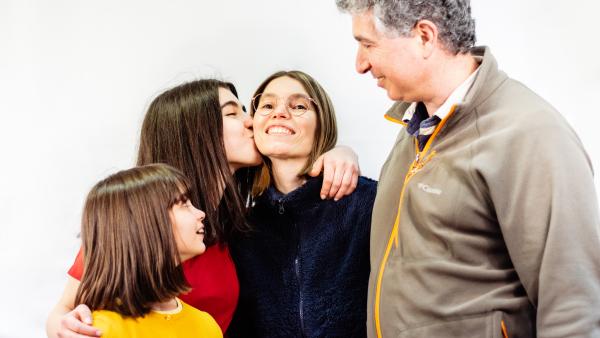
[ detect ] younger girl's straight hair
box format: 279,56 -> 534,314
74,164 -> 192,317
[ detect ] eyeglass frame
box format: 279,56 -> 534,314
251,93 -> 319,117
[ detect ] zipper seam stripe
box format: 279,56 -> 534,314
373,104 -> 458,338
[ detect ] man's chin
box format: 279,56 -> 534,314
385,90 -> 403,102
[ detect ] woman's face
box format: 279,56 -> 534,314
252,76 -> 317,161
170,199 -> 206,262
219,87 -> 262,173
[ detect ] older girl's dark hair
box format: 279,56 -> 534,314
137,79 -> 251,245
250,70 -> 338,195
74,164 -> 192,317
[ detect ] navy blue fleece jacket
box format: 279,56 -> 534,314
228,176 -> 376,338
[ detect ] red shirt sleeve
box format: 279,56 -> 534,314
67,247 -> 84,280
179,244 -> 239,333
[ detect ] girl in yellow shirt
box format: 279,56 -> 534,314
74,164 -> 222,338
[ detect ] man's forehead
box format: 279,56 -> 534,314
351,10 -> 378,41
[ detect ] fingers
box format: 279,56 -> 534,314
316,145 -> 361,200
59,305 -> 101,337
73,304 -> 93,325
327,162 -> 346,200
320,158 -> 335,199
351,171 -> 359,193
333,166 -> 359,201
309,155 -> 325,177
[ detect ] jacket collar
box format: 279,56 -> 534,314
259,176 -> 324,210
384,46 -> 507,125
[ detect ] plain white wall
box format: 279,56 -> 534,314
1,1 -> 599,336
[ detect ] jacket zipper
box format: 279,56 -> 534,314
373,105 -> 457,338
280,197 -> 306,336
295,250 -> 306,337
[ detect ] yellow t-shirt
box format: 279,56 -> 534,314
92,298 -> 222,338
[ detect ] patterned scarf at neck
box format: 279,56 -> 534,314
403,102 -> 441,151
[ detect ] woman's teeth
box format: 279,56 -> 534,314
267,126 -> 293,135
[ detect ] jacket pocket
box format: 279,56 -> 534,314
396,310 -> 534,338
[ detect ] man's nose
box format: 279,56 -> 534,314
356,50 -> 371,74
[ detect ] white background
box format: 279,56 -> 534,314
1,1 -> 599,336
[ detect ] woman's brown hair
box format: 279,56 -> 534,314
137,79 -> 252,245
74,164 -> 192,317
250,70 -> 338,195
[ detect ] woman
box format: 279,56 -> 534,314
228,71 -> 376,337
46,79 -> 360,337
76,164 -> 221,337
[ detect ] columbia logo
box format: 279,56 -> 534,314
418,183 -> 442,195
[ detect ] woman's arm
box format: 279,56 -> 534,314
46,276 -> 101,338
310,145 -> 361,201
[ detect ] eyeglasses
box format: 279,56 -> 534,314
251,93 -> 317,117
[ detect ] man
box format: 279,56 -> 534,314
336,1 -> 600,337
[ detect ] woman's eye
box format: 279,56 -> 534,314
261,103 -> 274,110
223,109 -> 237,116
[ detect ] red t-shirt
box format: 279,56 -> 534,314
68,244 -> 239,333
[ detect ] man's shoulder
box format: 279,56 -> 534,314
480,77 -> 559,119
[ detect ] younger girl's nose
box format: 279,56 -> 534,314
194,207 -> 205,221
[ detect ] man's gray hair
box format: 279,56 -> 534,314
336,0 -> 476,54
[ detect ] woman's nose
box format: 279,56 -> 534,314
243,114 -> 254,129
271,101 -> 290,118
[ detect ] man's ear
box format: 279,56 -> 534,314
413,19 -> 438,59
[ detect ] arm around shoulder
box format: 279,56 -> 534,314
46,276 -> 101,338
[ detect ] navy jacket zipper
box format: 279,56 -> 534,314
279,197 -> 306,337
